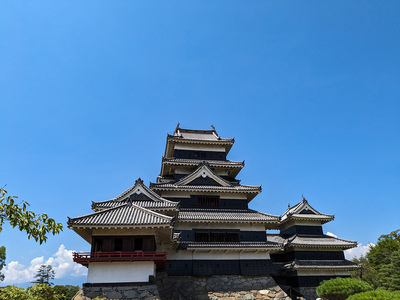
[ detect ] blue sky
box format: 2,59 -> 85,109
1,1 -> 399,286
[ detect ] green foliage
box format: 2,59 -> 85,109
32,264 -> 55,285
28,284 -> 62,300
352,229 -> 400,291
53,285 -> 79,300
0,188 -> 63,244
0,246 -> 5,281
367,230 -> 400,268
0,285 -> 33,300
0,284 -> 77,300
316,277 -> 373,300
347,289 -> 400,300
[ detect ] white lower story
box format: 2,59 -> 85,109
87,261 -> 156,283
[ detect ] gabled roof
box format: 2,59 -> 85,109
175,162 -> 233,187
92,178 -> 179,211
177,208 -> 279,225
151,163 -> 261,200
280,197 -> 334,225
68,203 -> 173,229
164,125 -> 235,158
173,125 -> 234,142
269,234 -> 357,250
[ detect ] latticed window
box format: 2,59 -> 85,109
210,232 -> 224,242
225,232 -> 239,242
195,232 -> 209,242
198,196 -> 219,206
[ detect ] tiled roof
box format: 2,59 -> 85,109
162,158 -> 244,168
68,203 -> 173,228
280,198 -> 334,224
283,259 -> 360,271
150,183 -> 261,193
178,208 -> 279,223
174,162 -> 235,187
269,234 -> 357,249
92,199 -> 178,211
172,127 -> 234,142
91,178 -> 178,211
178,241 -> 282,251
110,178 -> 168,202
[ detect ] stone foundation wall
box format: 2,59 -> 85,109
80,273 -> 292,300
156,272 -> 291,300
82,284 -> 160,300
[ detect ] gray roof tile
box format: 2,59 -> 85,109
178,208 -> 279,223
68,203 -> 173,227
269,234 -> 357,249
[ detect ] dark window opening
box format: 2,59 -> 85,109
210,232 -> 224,242
94,239 -> 103,252
195,232 -> 209,242
225,233 -> 239,242
134,238 -> 143,251
114,238 -> 123,251
198,196 -> 219,206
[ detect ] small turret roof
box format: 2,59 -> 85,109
164,125 -> 235,158
280,197 -> 334,225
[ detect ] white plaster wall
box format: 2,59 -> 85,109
92,228 -> 157,236
87,261 -> 155,283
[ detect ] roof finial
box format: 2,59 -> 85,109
175,123 -> 180,130
288,203 -> 290,208
302,194 -> 306,201
211,124 -> 215,130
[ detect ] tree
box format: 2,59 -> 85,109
0,246 -> 5,281
32,264 -> 55,285
316,277 -> 373,300
352,229 -> 400,291
53,285 -> 80,300
347,289 -> 400,300
0,188 -> 63,244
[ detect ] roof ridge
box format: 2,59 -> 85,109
174,162 -> 234,187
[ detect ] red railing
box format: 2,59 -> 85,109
72,251 -> 167,269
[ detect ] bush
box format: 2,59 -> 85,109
347,289 -> 400,300
316,277 -> 373,300
0,285 -> 33,300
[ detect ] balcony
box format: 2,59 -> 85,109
73,251 -> 167,269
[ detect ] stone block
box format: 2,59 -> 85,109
259,290 -> 270,295
105,291 -> 122,299
123,290 -> 140,298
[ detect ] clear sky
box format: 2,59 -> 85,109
1,1 -> 399,287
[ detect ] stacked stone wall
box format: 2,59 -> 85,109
80,273 -> 294,300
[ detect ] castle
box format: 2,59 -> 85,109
68,125 -> 358,299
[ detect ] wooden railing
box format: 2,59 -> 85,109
72,251 -> 167,268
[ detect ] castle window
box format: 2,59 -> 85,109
210,232 -> 224,242
195,232 -> 209,242
198,196 -> 219,206
225,232 -> 239,242
114,238 -> 123,251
